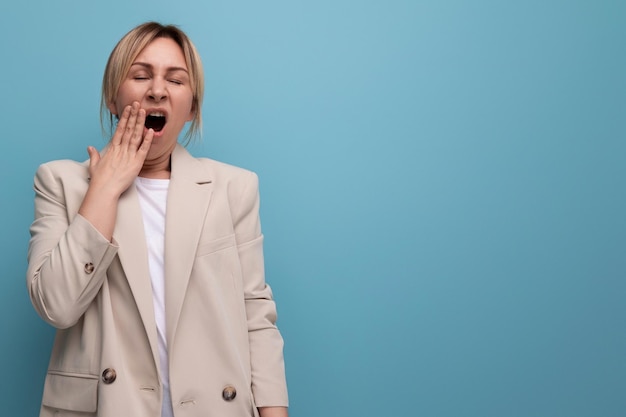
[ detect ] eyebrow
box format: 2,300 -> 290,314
131,62 -> 189,73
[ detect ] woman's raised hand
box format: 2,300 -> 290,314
78,101 -> 154,240
87,101 -> 154,197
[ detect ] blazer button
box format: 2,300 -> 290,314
222,385 -> 237,401
84,262 -> 95,274
102,368 -> 117,384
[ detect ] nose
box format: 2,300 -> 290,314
148,78 -> 167,102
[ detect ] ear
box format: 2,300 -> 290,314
107,100 -> 118,117
186,102 -> 196,122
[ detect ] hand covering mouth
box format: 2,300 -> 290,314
145,112 -> 166,132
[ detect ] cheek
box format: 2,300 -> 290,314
111,84 -> 141,116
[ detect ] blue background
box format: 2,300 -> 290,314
1,1 -> 625,416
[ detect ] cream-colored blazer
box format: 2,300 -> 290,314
27,144 -> 288,417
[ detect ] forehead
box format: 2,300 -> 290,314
133,37 -> 188,69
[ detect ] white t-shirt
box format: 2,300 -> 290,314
134,177 -> 173,417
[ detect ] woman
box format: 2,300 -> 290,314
26,22 -> 288,417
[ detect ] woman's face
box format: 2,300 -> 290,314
108,37 -> 194,160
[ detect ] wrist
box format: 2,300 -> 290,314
258,406 -> 288,417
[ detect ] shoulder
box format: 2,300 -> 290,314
198,158 -> 260,202
37,158 -> 88,172
173,145 -> 258,187
32,159 -> 90,209
172,144 -> 256,181
198,157 -> 257,181
34,159 -> 89,185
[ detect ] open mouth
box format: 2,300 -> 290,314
145,113 -> 166,132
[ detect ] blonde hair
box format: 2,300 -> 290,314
101,22 -> 204,143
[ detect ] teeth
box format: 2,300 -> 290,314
148,112 -> 165,117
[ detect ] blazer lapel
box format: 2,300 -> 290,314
164,145 -> 213,347
113,183 -> 161,375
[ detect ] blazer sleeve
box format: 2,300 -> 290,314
229,170 -> 289,407
26,162 -> 119,329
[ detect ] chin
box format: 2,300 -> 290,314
149,137 -> 176,153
